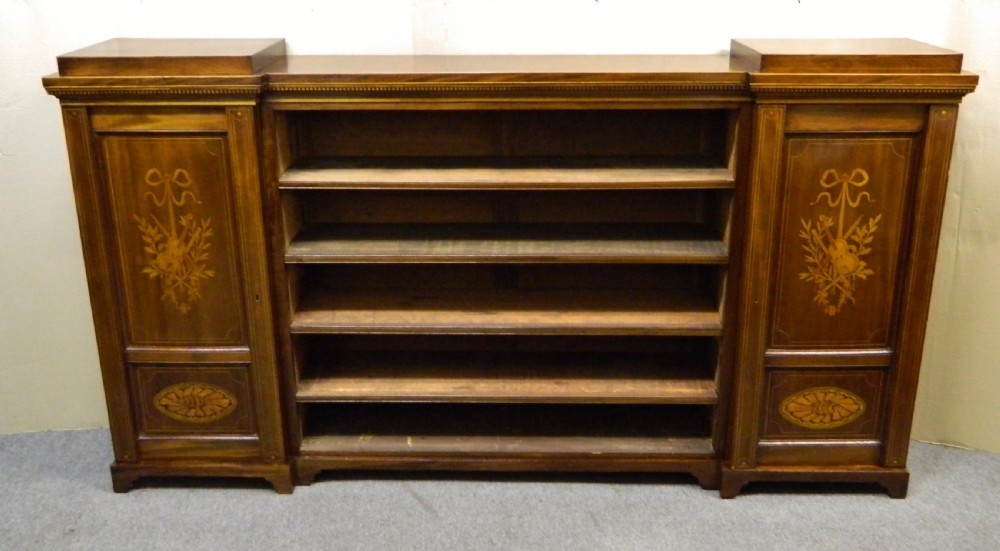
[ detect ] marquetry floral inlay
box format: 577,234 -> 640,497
799,168 -> 881,316
153,382 -> 237,423
134,168 -> 215,313
779,387 -> 865,429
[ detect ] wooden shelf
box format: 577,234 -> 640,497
290,289 -> 722,336
296,351 -> 717,404
279,157 -> 735,190
299,403 -> 714,457
300,434 -> 714,457
286,224 -> 728,264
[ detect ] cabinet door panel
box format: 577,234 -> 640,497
770,137 -> 914,348
102,135 -> 247,346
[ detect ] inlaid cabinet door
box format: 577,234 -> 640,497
102,135 -> 247,346
769,137 -> 915,349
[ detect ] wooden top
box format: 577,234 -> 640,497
56,38 -> 286,76
46,38 -> 976,100
267,54 -> 743,84
731,38 -> 963,74
275,54 -> 736,74
55,38 -> 965,79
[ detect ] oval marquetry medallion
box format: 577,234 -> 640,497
153,382 -> 237,423
779,387 -> 865,429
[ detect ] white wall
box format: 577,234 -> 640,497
1,0 -> 998,451
912,0 -> 1000,451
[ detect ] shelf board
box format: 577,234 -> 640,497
286,224 -> 728,264
297,351 -> 717,404
290,289 -> 722,336
279,157 -> 735,190
300,434 -> 714,457
299,403 -> 714,457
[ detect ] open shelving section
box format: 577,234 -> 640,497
264,64 -> 746,488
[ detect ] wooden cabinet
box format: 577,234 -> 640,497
46,41 -> 292,492
43,38 -> 977,497
722,40 -> 977,497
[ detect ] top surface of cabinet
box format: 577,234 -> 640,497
730,38 -> 963,73
269,54 -> 740,77
56,38 -> 287,76
46,38 -> 977,105
51,38 -> 966,79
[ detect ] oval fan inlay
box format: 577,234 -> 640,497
153,382 -> 237,423
779,387 -> 865,429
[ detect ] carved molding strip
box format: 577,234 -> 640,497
45,86 -> 264,98
49,83 -> 974,100
750,85 -> 977,96
266,82 -> 748,94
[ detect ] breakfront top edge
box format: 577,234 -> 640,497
52,38 -> 967,79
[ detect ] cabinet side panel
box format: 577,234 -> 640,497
729,105 -> 786,468
261,106 -> 301,456
884,106 -> 959,467
61,107 -> 138,462
226,106 -> 286,461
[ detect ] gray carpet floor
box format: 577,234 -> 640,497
0,430 -> 998,550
